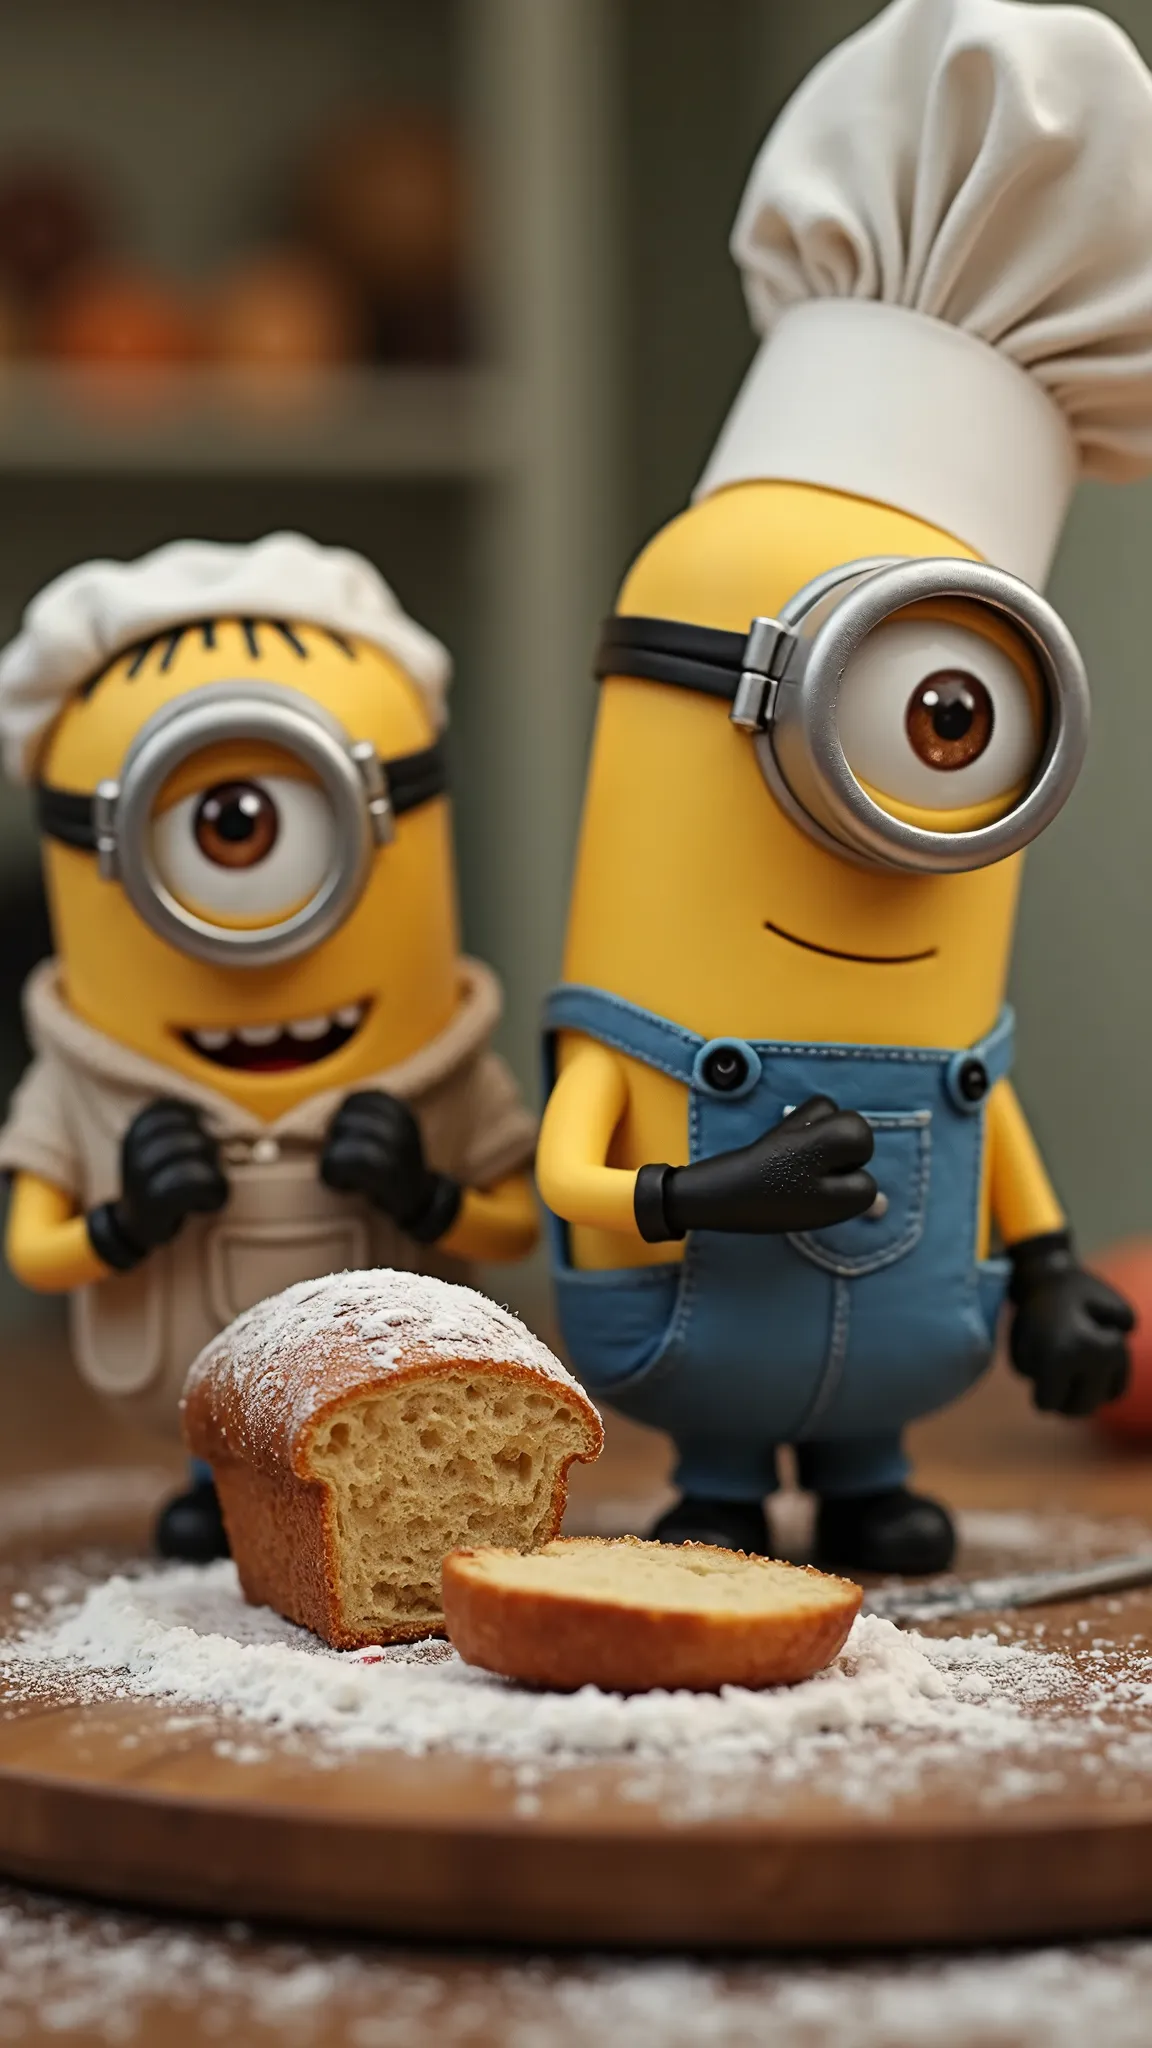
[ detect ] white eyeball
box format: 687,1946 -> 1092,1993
150,776 -> 337,922
836,617 -> 1041,812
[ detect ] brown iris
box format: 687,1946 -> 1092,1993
905,670 -> 994,772
193,781 -> 279,868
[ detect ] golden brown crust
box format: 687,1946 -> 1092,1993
441,1536 -> 863,1692
211,1460 -> 356,1647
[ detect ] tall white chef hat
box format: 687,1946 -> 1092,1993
0,530 -> 452,786
697,0 -> 1152,589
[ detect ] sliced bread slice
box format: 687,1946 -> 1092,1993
441,1535 -> 862,1691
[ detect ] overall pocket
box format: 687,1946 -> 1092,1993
787,1110 -> 931,1278
72,1256 -> 165,1397
553,1260 -> 682,1391
548,1210 -> 680,1392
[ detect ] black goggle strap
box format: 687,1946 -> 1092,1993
594,615 -> 749,701
35,737 -> 449,854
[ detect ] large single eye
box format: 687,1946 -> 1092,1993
194,782 -> 278,868
837,617 -> 1041,813
905,672 -> 993,771
150,775 -> 336,921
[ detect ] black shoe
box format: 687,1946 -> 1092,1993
650,1494 -> 770,1554
155,1479 -> 230,1563
815,1487 -> 955,1576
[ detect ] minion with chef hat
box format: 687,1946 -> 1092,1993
0,532 -> 538,1559
538,0 -> 1150,1573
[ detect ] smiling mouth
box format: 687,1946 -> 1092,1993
179,1001 -> 370,1073
763,920 -> 938,966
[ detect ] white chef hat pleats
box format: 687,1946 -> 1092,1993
697,0 -> 1152,588
0,532 -> 452,787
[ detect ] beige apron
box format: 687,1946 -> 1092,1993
0,959 -> 536,1438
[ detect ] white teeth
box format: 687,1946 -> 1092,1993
190,1007 -> 364,1054
287,1015 -> 332,1042
238,1023 -> 281,1047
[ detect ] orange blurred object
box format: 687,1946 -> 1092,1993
206,250 -> 362,368
42,265 -> 197,365
301,110 -> 464,358
1093,1238 -> 1152,1442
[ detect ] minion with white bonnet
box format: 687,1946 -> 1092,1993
539,0 -> 1150,1573
0,534 -> 538,1559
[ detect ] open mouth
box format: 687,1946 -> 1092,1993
763,920 -> 938,966
179,1001 -> 369,1073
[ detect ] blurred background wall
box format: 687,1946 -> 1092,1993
0,0 -> 1148,1354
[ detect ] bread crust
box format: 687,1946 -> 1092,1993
442,1536 -> 862,1691
181,1271 -> 602,1650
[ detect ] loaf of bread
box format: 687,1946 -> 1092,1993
182,1269 -> 603,1649
441,1536 -> 862,1691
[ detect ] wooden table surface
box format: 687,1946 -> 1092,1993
1,1321 -> 1152,2044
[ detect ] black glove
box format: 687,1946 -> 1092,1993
634,1095 -> 876,1243
320,1090 -> 461,1244
1009,1229 -> 1133,1417
88,1098 -> 228,1273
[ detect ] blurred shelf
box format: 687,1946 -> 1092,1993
0,364 -> 520,478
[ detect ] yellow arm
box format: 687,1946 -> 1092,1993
987,1078 -> 1066,1248
439,1169 -> 539,1263
536,1039 -> 640,1236
6,1171 -> 109,1292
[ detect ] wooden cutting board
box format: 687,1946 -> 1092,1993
1,1460 -> 1151,1950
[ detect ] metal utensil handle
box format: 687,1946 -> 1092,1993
864,1548 -> 1152,1624
1000,1549 -> 1152,1610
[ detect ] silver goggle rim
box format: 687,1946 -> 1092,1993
95,681 -> 393,968
748,556 -> 1090,876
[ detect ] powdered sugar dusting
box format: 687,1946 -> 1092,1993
8,1886 -> 1152,2045
183,1268 -> 592,1472
0,1557 -> 1119,1815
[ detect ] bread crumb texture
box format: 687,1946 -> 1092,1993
454,1537 -> 857,1615
309,1376 -> 597,1637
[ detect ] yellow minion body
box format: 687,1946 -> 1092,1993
538,479 -> 1064,1264
8,616 -> 536,1294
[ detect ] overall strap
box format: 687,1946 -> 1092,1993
544,985 -> 1016,1096
542,984 -> 703,1087
972,1005 -> 1015,1088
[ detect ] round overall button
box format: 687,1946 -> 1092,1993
692,1037 -> 762,1100
702,1045 -> 748,1093
957,1057 -> 989,1103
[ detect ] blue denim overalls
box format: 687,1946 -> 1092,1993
543,985 -> 1013,1501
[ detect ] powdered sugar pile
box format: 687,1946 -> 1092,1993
0,1556 -> 1102,1812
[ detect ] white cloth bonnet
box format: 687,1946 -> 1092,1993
0,531 -> 451,785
